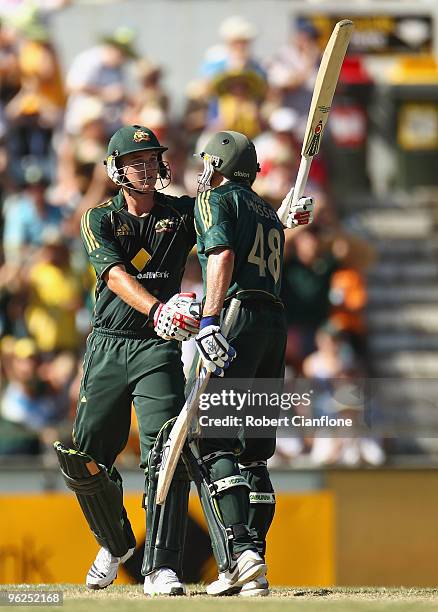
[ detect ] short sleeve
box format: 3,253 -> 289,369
195,190 -> 235,254
80,209 -> 125,278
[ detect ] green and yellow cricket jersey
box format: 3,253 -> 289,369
80,190 -> 195,332
195,182 -> 284,301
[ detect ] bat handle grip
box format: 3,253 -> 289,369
222,297 -> 240,336
291,156 -> 312,208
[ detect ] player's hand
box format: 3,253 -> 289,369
278,188 -> 314,229
153,293 -> 200,341
195,318 -> 236,377
287,195 -> 314,228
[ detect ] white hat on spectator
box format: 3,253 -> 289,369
75,96 -> 105,130
139,106 -> 166,130
269,107 -> 299,133
219,15 -> 257,41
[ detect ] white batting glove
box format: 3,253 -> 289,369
153,293 -> 200,341
277,188 -> 315,229
195,318 -> 236,377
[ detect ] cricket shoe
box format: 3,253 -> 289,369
144,567 -> 186,596
206,550 -> 267,596
86,546 -> 135,589
239,575 -> 269,597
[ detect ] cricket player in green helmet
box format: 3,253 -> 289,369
54,125 -> 200,596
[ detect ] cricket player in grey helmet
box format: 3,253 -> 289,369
186,130 -> 314,596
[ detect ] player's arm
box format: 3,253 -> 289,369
81,208 -> 155,311
196,247 -> 236,377
194,192 -> 237,376
203,247 -> 235,316
104,266 -> 198,339
104,264 -> 157,316
81,208 -> 198,340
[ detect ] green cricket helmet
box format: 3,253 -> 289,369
198,130 -> 260,190
104,124 -> 171,192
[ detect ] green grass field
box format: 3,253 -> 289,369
2,586 -> 438,611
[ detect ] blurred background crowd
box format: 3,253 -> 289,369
1,0 -> 438,471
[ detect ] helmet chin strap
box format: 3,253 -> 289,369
123,181 -> 150,195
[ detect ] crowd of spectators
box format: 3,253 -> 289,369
0,8 -> 383,468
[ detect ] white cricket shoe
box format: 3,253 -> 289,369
206,550 -> 266,596
239,575 -> 269,597
143,567 -> 186,596
86,546 -> 135,589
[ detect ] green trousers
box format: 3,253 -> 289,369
189,301 -> 286,557
73,329 -> 186,467
73,328 -> 188,570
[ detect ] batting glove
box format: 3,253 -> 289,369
277,188 -> 315,229
152,292 -> 200,341
195,316 -> 237,377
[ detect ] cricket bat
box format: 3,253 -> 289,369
156,298 -> 241,505
291,19 -> 354,208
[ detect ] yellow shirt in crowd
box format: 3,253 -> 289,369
25,261 -> 82,352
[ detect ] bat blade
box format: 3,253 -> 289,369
291,19 -> 354,207
156,368 -> 210,506
156,298 -> 241,505
302,19 -> 354,160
